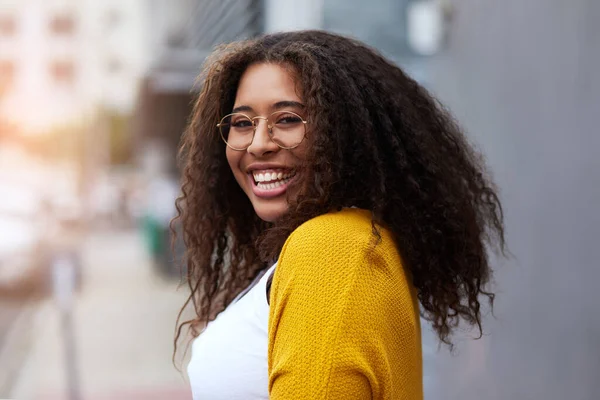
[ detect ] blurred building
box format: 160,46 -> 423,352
132,0 -> 436,167
324,0 -> 411,57
0,0 -> 147,136
134,0 -> 263,171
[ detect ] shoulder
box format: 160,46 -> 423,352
275,208 -> 403,287
268,209 -> 422,400
269,208 -> 419,347
283,207 -> 391,254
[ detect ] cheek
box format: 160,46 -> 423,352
226,148 -> 246,184
291,141 -> 309,163
225,147 -> 238,172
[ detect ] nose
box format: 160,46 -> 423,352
246,118 -> 278,157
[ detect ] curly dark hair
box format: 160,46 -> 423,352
174,30 -> 506,355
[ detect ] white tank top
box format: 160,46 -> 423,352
187,263 -> 276,400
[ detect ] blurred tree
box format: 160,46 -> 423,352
106,110 -> 133,166
99,107 -> 133,166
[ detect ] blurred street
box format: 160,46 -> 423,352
6,228 -> 191,400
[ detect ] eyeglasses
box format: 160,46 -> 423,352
217,110 -> 308,151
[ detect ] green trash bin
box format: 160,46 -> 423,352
141,214 -> 165,258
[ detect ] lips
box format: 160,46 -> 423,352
247,168 -> 297,198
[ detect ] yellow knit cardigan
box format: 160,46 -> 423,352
268,208 -> 423,399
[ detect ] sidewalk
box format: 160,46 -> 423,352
10,229 -> 192,400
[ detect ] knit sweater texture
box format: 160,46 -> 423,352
268,208 -> 423,399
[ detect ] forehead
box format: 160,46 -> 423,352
234,63 -> 302,109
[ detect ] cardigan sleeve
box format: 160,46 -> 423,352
267,209 -> 423,400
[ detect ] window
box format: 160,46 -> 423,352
49,14 -> 75,35
106,58 -> 122,74
166,31 -> 186,48
50,61 -> 75,85
0,15 -> 16,36
105,9 -> 121,30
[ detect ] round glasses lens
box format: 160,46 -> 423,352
220,114 -> 254,149
269,111 -> 306,148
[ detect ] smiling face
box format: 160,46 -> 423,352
225,62 -> 309,222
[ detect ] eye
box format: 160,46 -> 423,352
274,114 -> 303,125
231,118 -> 253,128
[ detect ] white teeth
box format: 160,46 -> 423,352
256,175 -> 293,190
253,170 -> 294,182
252,170 -> 296,188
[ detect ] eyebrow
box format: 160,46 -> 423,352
231,101 -> 305,114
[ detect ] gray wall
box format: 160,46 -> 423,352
425,1 -> 600,399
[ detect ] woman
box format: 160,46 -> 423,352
175,30 -> 505,399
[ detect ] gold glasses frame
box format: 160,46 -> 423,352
217,110 -> 308,151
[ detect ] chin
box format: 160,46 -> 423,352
253,202 -> 289,222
